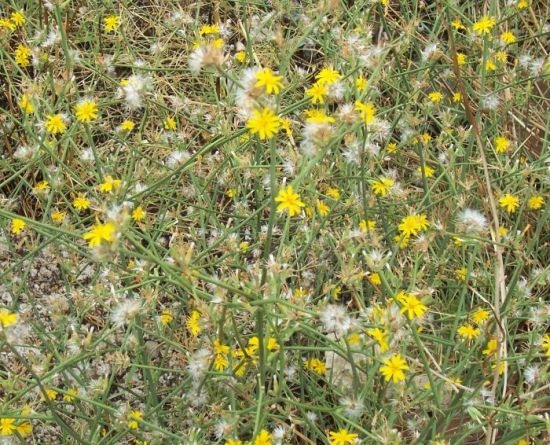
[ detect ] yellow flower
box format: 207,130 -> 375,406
16,420 -> 32,438
83,222 -> 116,248
316,200 -> 330,216
452,92 -> 463,103
159,309 -> 173,325
51,210 -> 66,224
127,410 -> 142,429
417,165 -> 435,178
367,327 -> 388,351
456,53 -> 467,65
327,429 -> 358,445
0,418 -> 16,436
305,81 -> 327,104
527,195 -> 544,210
10,10 -> 26,27
472,16 -> 496,36
379,354 -> 409,383
246,107 -> 280,140
457,323 -> 480,341
44,114 -> 67,134
315,67 -> 341,85
371,177 -> 394,197
396,291 -> 428,320
359,219 -> 376,232
500,31 -> 516,45
99,175 -> 121,193
235,51 -> 246,63
494,136 -> 510,153
103,15 -> 120,32
255,68 -> 284,95
499,193 -> 520,213
226,439 -> 243,445
33,180 -> 50,194
517,0 -> 528,9
119,120 -> 135,132
483,338 -> 498,356
305,357 -> 326,374
0,18 -> 16,31
0,309 -> 18,328
14,44 -> 31,67
63,387 -> 78,402
199,24 -> 220,35
304,108 -> 335,123
471,307 -> 490,325
42,388 -> 58,401
18,94 -> 34,114
452,19 -> 466,30
355,100 -> 376,124
326,187 -> 340,199
275,185 -> 305,217
368,272 -> 381,286
428,91 -> 444,103
73,194 -> 91,211
455,267 -> 467,281
186,310 -> 201,336
356,75 -> 367,92
542,334 -> 550,357
214,353 -> 229,371
253,429 -> 272,445
11,218 -> 26,235
132,206 -> 146,221
398,213 -> 429,237
74,99 -> 98,123
163,117 -> 177,130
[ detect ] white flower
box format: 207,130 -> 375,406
187,348 -> 210,381
110,298 -> 141,327
524,365 -> 539,385
118,74 -> 152,110
457,208 -> 488,233
320,304 -> 352,336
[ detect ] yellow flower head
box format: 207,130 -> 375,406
355,100 -> 376,124
73,194 -> 91,211
327,428 -> 358,445
472,16 -> 496,36
275,185 -> 305,217
457,323 -> 481,341
315,67 -> 341,86
527,195 -> 544,210
83,222 -> 116,248
44,114 -> 68,134
255,68 -> 284,95
305,81 -> 327,104
10,11 -> 26,27
246,107 -> 280,140
14,44 -> 31,67
103,15 -> 120,32
371,177 -> 394,197
396,291 -> 428,320
99,175 -> 121,193
74,99 -> 98,123
494,136 -> 510,153
0,309 -> 18,327
398,213 -> 429,237
498,193 -> 520,213
11,218 -> 26,235
379,353 -> 409,383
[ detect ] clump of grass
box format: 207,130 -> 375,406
0,0 -> 549,444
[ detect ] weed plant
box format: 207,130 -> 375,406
0,0 -> 549,444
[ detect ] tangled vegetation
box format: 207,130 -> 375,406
0,0 -> 549,444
